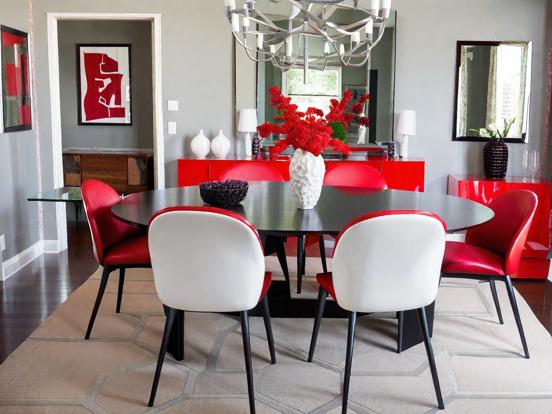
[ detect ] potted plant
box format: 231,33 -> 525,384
257,87 -> 368,209
470,118 -> 515,180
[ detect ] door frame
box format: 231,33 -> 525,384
47,12 -> 164,251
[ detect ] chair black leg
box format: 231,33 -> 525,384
116,268 -> 126,313
489,280 -> 503,325
85,266 -> 112,339
260,295 -> 276,364
397,311 -> 404,354
308,287 -> 328,362
504,276 -> 529,359
342,311 -> 357,414
275,238 -> 290,286
241,311 -> 256,414
417,307 -> 444,410
297,235 -> 305,294
319,236 -> 328,274
148,306 -> 177,407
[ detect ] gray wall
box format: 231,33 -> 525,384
13,0 -> 552,243
58,20 -> 153,150
392,0 -> 548,192
0,0 -> 41,260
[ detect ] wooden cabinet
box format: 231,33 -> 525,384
63,149 -> 154,194
448,175 -> 551,279
178,156 -> 425,192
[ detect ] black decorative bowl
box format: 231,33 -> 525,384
199,180 -> 249,207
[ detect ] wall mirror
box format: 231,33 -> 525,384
453,41 -> 532,142
234,3 -> 397,145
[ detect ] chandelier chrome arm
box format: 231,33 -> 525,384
226,0 -> 392,80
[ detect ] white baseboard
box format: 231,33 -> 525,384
43,239 -> 62,254
1,240 -> 61,281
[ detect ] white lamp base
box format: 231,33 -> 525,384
400,135 -> 409,159
245,133 -> 252,157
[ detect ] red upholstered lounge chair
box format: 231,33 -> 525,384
81,179 -> 151,339
441,190 -> 538,359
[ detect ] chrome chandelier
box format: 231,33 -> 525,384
225,0 -> 392,79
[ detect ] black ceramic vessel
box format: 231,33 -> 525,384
199,180 -> 249,207
483,139 -> 508,179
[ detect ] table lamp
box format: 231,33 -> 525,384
238,109 -> 258,157
397,110 -> 416,159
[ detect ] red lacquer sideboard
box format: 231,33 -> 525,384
178,155 -> 425,192
448,175 -> 551,279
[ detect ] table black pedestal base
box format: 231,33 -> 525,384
165,280 -> 433,361
167,308 -> 185,361
247,281 -> 434,352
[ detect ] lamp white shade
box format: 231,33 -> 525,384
397,110 -> 416,136
238,109 -> 258,133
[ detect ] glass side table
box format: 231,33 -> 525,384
28,187 -> 83,224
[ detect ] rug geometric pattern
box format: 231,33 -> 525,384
1,257 -> 552,413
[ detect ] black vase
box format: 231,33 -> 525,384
483,139 -> 508,179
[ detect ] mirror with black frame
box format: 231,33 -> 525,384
453,41 -> 532,143
234,4 -> 397,147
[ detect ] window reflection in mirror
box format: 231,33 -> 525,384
235,4 -> 397,145
454,41 -> 532,142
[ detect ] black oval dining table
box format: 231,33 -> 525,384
112,182 -> 494,360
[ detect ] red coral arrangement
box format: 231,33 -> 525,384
257,87 -> 370,158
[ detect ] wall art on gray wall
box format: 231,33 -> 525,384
1,25 -> 32,133
77,43 -> 132,126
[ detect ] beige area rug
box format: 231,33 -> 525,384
1,257 -> 552,414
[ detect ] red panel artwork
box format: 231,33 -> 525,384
83,53 -> 125,121
1,25 -> 32,132
78,45 -> 132,125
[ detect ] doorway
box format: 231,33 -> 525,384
47,13 -> 164,251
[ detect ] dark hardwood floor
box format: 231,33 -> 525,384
1,224 -> 551,363
0,222 -> 97,363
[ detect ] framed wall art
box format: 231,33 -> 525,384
77,44 -> 132,126
1,25 -> 32,133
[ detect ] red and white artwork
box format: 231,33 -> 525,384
78,45 -> 131,125
1,25 -> 32,132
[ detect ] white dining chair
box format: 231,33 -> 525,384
147,206 -> 275,413
307,211 -> 447,412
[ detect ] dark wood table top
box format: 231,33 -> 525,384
111,182 -> 493,234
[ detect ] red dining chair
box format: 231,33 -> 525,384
307,211 -> 447,412
324,163 -> 389,189
219,163 -> 291,288
296,164 -> 388,294
81,180 -> 151,339
220,163 -> 285,182
441,190 -> 538,359
147,206 -> 275,412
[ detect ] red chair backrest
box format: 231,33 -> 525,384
324,164 -> 388,190
81,180 -> 143,265
466,190 -> 538,275
220,163 -> 285,182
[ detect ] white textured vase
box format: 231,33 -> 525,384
289,148 -> 326,209
191,129 -> 211,159
211,130 -> 231,159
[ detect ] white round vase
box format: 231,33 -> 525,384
211,130 -> 231,159
191,129 -> 211,159
289,148 -> 326,209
